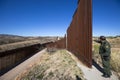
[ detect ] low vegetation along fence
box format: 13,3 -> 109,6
47,0 -> 92,68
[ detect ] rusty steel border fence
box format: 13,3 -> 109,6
47,0 -> 92,68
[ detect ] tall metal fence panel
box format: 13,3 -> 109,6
47,0 -> 92,67
67,0 -> 92,67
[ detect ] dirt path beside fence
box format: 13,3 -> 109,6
0,49 -> 46,80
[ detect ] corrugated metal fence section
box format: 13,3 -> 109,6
67,0 -> 92,67
47,0 -> 92,68
47,37 -> 66,49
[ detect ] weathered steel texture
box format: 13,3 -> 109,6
67,0 -> 92,67
55,37 -> 66,49
0,45 -> 41,75
46,37 -> 66,49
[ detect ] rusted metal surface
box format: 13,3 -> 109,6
67,0 -> 92,67
46,37 -> 66,49
0,44 -> 41,75
47,0 -> 92,67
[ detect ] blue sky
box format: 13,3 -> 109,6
93,0 -> 120,36
0,0 -> 120,36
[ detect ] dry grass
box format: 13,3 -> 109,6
93,37 -> 120,78
18,49 -> 85,80
111,48 -> 120,73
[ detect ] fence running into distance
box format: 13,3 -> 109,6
47,0 -> 92,68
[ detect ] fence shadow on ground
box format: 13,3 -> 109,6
92,59 -> 104,74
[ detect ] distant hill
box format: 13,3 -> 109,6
0,34 -> 31,45
0,34 -> 61,45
